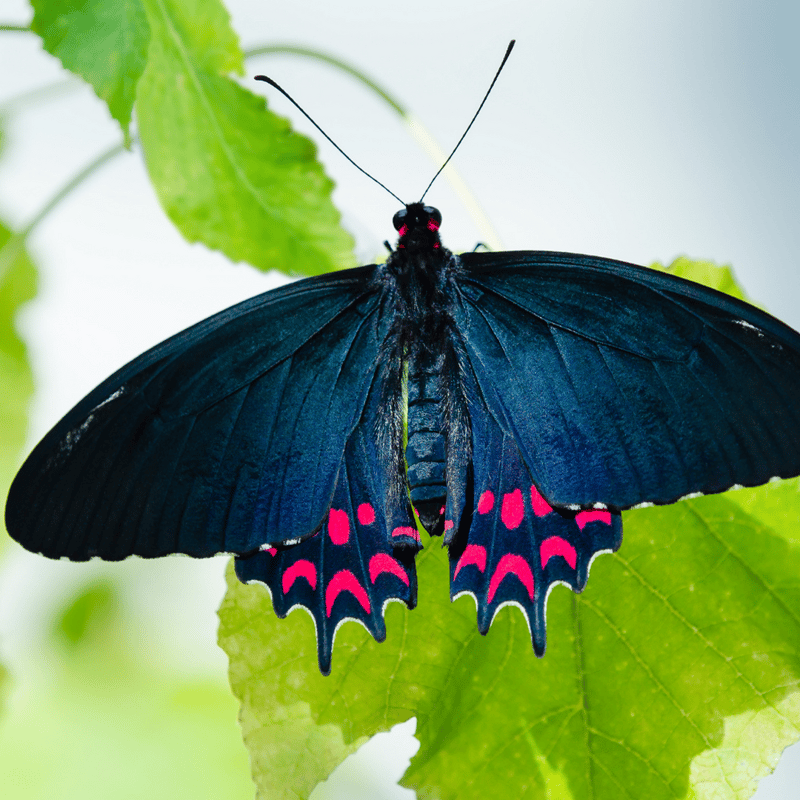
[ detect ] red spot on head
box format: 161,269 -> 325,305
325,570 -> 371,617
501,489 -> 524,529
477,490 -> 494,514
398,225 -> 408,237
427,219 -> 439,231
391,526 -> 421,543
357,503 -> 375,525
540,536 -> 577,570
282,560 -> 317,594
454,544 -> 487,579
487,554 -> 534,603
530,485 -> 553,517
575,509 -> 612,530
368,553 -> 409,586
433,242 -> 440,249
328,508 -> 350,544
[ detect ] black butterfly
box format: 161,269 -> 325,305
7,196 -> 800,673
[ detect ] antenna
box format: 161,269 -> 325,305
419,40 -> 515,202
255,40 -> 516,208
255,74 -> 405,205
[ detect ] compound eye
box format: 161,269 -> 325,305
423,206 -> 442,227
392,208 -> 407,231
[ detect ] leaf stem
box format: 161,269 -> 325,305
244,44 -> 407,116
0,24 -> 31,32
0,79 -> 79,114
0,142 -> 127,285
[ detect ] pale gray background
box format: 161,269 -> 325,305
0,1 -> 798,797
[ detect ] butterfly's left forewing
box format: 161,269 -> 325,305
6,266 -> 390,561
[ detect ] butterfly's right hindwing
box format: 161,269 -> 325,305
447,358 -> 622,654
6,266 -> 387,561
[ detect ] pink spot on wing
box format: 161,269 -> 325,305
260,545 -> 278,556
487,554 -> 534,603
391,526 -> 421,543
440,505 -> 445,514
357,503 -> 375,525
281,560 -> 317,594
477,490 -> 494,514
368,553 -> 409,586
575,509 -> 612,530
444,519 -> 454,531
501,489 -> 524,529
530,485 -> 554,516
325,570 -> 371,617
328,508 -> 350,544
454,544 -> 487,579
540,536 -> 577,570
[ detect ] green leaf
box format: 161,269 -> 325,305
218,256 -> 800,798
220,493 -> 800,800
650,255 -> 749,302
0,219 -> 37,555
136,0 -> 355,276
31,0 -> 151,141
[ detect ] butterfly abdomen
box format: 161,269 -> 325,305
405,353 -> 447,533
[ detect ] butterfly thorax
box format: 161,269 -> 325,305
379,203 -> 467,535
383,203 -> 456,337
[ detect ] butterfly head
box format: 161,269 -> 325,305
393,203 -> 442,251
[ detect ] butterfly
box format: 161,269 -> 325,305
7,41 -> 800,674
7,196 -> 800,673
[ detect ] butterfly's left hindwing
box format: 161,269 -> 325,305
235,374 -> 420,674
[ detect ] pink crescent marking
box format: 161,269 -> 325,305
530,485 -> 554,517
357,503 -> 375,525
488,554 -> 535,603
540,536 -> 577,570
392,526 -> 421,542
281,560 -> 317,594
575,509 -> 612,530
477,490 -> 494,514
501,489 -> 524,529
368,553 -> 409,586
328,508 -> 350,545
325,570 -> 371,617
454,544 -> 487,579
